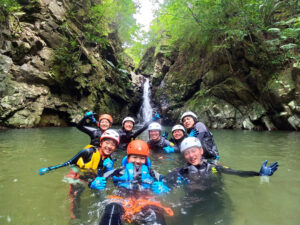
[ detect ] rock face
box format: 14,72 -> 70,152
138,36 -> 300,130
0,0 -> 141,128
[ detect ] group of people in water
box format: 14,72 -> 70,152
39,111 -> 279,225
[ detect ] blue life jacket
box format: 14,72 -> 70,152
113,162 -> 154,190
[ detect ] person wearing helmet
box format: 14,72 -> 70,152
39,129 -> 120,219
162,137 -> 278,225
117,113 -> 162,150
169,124 -> 187,150
90,140 -> 172,225
147,122 -> 179,153
76,111 -> 113,147
180,111 -> 219,160
165,137 -> 279,186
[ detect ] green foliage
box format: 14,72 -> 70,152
0,0 -> 20,22
81,0 -> 138,47
146,0 -> 269,50
258,0 -> 284,26
51,31 -> 81,81
83,0 -> 114,46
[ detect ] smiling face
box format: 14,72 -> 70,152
183,147 -> 203,166
99,119 -> 111,131
123,121 -> 134,132
182,116 -> 195,129
128,154 -> 147,167
149,130 -> 161,142
99,139 -> 117,156
172,129 -> 184,140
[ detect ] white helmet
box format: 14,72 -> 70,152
148,122 -> 162,131
122,117 -> 135,125
180,137 -> 201,153
180,111 -> 198,123
100,129 -> 120,145
172,124 -> 185,133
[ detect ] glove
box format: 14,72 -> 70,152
259,160 -> 279,176
152,112 -> 161,121
103,158 -> 114,172
163,146 -> 174,153
152,181 -> 170,194
188,129 -> 199,137
162,131 -> 168,139
39,167 -> 50,175
84,111 -> 96,123
90,177 -> 107,190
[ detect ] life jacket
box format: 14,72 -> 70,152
113,163 -> 154,190
76,147 -> 102,174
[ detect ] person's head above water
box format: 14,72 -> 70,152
172,124 -> 185,140
180,137 -> 203,166
122,116 -> 135,132
127,140 -> 149,167
98,114 -> 113,131
148,122 -> 162,142
180,111 -> 198,130
99,129 -> 119,156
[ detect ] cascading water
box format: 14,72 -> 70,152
138,78 -> 153,123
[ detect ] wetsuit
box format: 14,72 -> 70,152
147,137 -> 179,153
76,117 -> 103,147
60,147 -> 109,219
165,161 -> 260,189
117,121 -> 151,150
164,161 -> 260,225
98,163 -> 171,225
187,122 -> 219,159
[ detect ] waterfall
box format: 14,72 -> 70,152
138,78 -> 153,123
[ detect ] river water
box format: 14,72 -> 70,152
0,127 -> 299,225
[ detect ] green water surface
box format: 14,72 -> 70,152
0,127 -> 299,225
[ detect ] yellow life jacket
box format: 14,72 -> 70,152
76,148 -> 102,174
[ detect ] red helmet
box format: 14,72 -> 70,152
99,114 -> 113,124
127,140 -> 149,157
100,129 -> 120,145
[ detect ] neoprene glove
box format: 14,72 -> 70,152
188,129 -> 199,137
39,167 -> 50,175
259,160 -> 279,176
162,132 -> 168,139
84,111 -> 96,123
163,146 -> 174,153
103,158 -> 114,172
90,177 -> 107,190
152,181 -> 170,194
152,112 -> 161,121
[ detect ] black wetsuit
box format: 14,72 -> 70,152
147,137 -> 179,153
117,121 -> 151,150
56,147 -> 107,177
165,161 -> 259,189
187,121 -> 219,159
76,117 -> 103,146
164,161 -> 260,225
